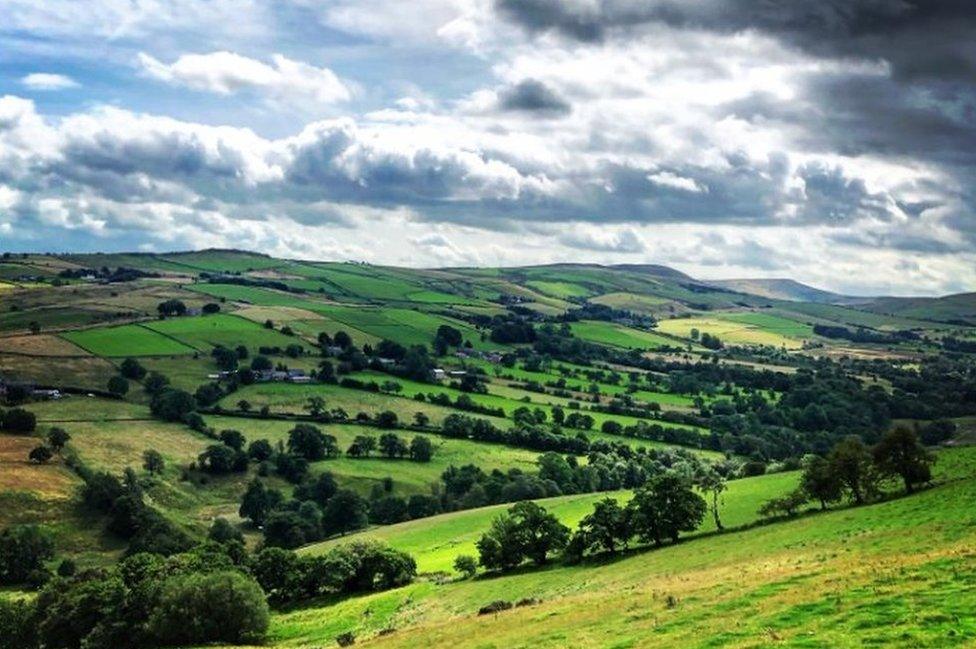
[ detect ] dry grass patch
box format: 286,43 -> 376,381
235,305 -> 325,323
0,436 -> 80,501
0,334 -> 91,356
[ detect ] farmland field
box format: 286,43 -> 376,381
657,312 -> 811,348
61,323 -> 196,356
143,313 -> 310,351
570,320 -> 680,349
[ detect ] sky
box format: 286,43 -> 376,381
0,1 -> 974,296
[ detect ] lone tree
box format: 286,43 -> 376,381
306,396 -> 326,418
873,427 -> 935,494
695,467 -> 727,531
142,449 -> 165,475
47,427 -> 71,454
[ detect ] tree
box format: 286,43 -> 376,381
208,517 -> 244,545
759,489 -> 808,518
333,330 -> 353,349
142,371 -> 170,395
375,410 -> 398,429
237,399 -> 253,413
150,388 -> 196,422
247,438 -> 274,462
250,355 -> 273,371
194,382 -> 223,406
627,474 -> 706,546
157,299 -> 187,317
347,435 -> 377,458
218,428 -> 246,451
306,396 -> 327,418
148,571 -> 269,646
695,467 -> 727,531
107,375 -> 130,396
453,554 -> 477,578
378,432 -> 408,458
119,357 -> 146,380
477,501 -> 569,570
198,444 -> 246,474
29,445 -> 53,463
287,423 -> 329,460
828,437 -> 876,504
202,302 -> 221,314
574,497 -> 631,555
294,471 -> 338,507
0,525 -> 54,585
239,479 -> 282,526
47,426 -> 70,453
211,345 -> 239,371
409,435 -> 433,462
321,489 -> 369,536
800,455 -> 843,510
873,426 -> 935,494
142,449 -> 165,475
413,411 -> 430,427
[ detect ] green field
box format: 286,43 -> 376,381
61,324 -> 196,356
525,280 -> 592,299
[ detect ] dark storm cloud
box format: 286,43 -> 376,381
497,79 -> 571,116
494,1 -> 976,82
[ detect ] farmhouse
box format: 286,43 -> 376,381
431,368 -> 447,381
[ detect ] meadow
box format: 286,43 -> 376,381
656,312 -> 811,349
143,313 -> 312,352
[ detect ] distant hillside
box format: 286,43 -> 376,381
708,278 -> 865,305
863,292 -> 976,326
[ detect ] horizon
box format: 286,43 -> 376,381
2,2 -> 974,297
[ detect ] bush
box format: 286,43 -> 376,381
478,600 -> 512,615
148,571 -> 270,646
453,554 -> 477,578
0,524 -> 54,585
2,408 -> 36,433
119,357 -> 147,380
0,598 -> 36,649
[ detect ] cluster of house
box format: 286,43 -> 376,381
454,349 -> 504,363
432,368 -> 467,381
207,369 -> 311,383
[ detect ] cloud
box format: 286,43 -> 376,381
138,51 -> 351,104
647,171 -> 706,194
21,73 -> 79,90
497,79 -> 571,116
560,227 -> 646,253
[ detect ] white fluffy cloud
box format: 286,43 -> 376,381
21,73 -> 79,90
139,51 -> 351,105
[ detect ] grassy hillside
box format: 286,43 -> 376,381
263,447 -> 976,648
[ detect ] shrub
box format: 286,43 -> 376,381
478,600 -> 512,615
453,554 -> 477,578
148,571 -> 270,646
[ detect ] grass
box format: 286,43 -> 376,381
570,320 -> 679,350
61,323 -> 195,357
525,280 -> 592,299
263,446 -> 976,648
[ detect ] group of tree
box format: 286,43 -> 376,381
0,529 -> 415,649
25,426 -> 71,465
760,427 -> 935,518
0,406 -> 37,433
472,472 -> 708,573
